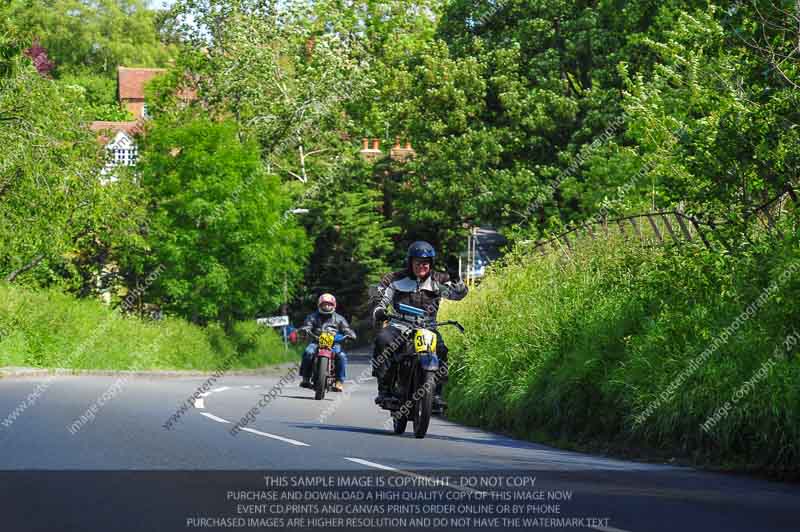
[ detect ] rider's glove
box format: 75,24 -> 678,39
445,254 -> 461,283
334,333 -> 346,343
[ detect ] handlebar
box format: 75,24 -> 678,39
299,329 -> 353,342
385,313 -> 465,334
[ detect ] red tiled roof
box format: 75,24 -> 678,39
89,121 -> 142,144
118,67 -> 166,100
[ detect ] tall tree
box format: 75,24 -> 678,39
0,29 -> 143,288
4,0 -> 176,77
137,115 -> 311,326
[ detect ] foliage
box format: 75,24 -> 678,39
4,0 -> 176,77
59,71 -> 135,121
135,115 -> 311,326
352,1 -> 800,250
0,282 -> 295,370
0,36 -> 144,291
296,160 -> 400,323
167,0 -> 371,172
441,221 -> 800,472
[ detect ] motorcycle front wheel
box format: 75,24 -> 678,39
413,371 -> 435,439
315,357 -> 328,400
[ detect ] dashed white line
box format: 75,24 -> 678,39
241,427 -> 310,447
193,398 -> 205,409
200,412 -> 231,424
344,457 -> 398,471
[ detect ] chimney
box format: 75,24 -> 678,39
390,138 -> 416,163
359,136 -> 383,162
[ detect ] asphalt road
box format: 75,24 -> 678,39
0,353 -> 797,532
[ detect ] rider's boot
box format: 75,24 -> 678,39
375,380 -> 392,404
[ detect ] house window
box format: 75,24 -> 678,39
106,131 -> 138,167
111,144 -> 138,166
100,131 -> 138,183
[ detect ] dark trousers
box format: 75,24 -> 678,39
372,325 -> 449,388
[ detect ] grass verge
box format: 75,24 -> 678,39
0,283 -> 299,371
440,225 -> 800,475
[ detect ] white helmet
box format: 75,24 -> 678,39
317,293 -> 336,315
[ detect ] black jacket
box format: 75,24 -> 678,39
374,270 -> 468,323
299,311 -> 357,340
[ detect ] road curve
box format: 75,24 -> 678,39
0,353 -> 797,532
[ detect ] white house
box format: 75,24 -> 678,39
89,67 -> 166,181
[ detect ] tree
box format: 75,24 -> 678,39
167,0 -> 371,178
0,30 -> 143,288
137,115 -> 311,326
4,0 -> 175,78
296,161 -> 399,321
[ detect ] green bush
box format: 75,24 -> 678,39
0,283 -> 296,371
441,225 -> 800,472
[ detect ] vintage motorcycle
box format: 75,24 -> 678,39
306,329 -> 346,400
376,303 -> 464,439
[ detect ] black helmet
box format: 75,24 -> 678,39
407,241 -> 436,278
407,241 -> 436,260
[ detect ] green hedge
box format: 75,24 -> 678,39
0,284 -> 297,370
441,227 -> 800,473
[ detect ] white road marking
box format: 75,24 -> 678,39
241,427 -> 310,447
344,457 -> 485,496
200,386 -> 232,399
200,412 -> 231,424
193,398 -> 205,409
345,457 -> 397,471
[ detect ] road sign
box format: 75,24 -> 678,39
257,315 -> 289,327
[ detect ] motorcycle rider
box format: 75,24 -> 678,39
372,241 -> 468,410
299,293 -> 356,392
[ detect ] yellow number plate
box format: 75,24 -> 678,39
319,332 -> 335,349
414,329 -> 437,353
